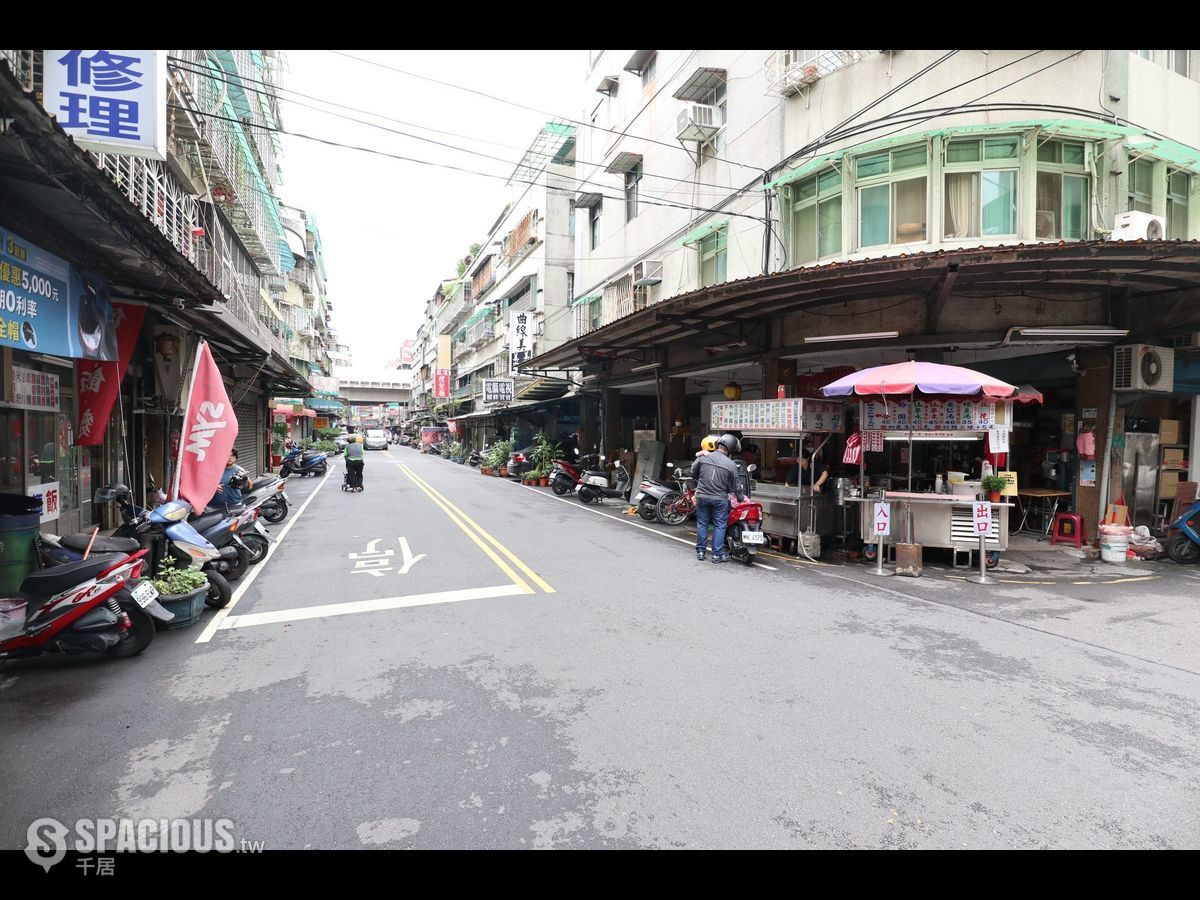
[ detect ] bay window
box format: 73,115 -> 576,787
942,137 -> 1019,239
856,143 -> 928,248
698,227 -> 727,287
790,168 -> 842,265
1168,170 -> 1191,239
1035,139 -> 1089,240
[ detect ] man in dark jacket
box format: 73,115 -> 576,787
690,434 -> 747,563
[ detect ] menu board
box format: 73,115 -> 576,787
12,366 -> 60,411
710,398 -> 844,433
861,398 -> 1012,432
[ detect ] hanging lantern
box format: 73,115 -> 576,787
723,374 -> 742,400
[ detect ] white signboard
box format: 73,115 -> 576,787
873,502 -> 891,536
27,480 -> 61,524
862,399 -> 1013,432
973,501 -> 993,536
483,378 -> 514,405
989,428 -> 1009,453
43,50 -> 167,160
11,366 -> 60,411
710,398 -> 844,433
509,310 -> 534,372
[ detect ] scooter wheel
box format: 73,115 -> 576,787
1167,533 -> 1200,564
204,571 -> 233,609
551,477 -> 572,496
638,501 -> 658,522
577,489 -> 594,504
262,501 -> 287,524
108,596 -> 155,657
242,534 -> 268,565
315,466 -> 327,476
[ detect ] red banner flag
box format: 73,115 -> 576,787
173,341 -> 238,512
74,302 -> 146,446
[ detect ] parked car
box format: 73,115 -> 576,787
364,428 -> 389,450
334,432 -> 350,451
506,444 -> 537,479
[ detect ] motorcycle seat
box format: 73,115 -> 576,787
253,474 -> 280,488
190,511 -> 227,533
20,557 -> 116,597
60,533 -> 140,554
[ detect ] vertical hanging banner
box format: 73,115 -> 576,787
75,301 -> 145,445
42,50 -> 167,160
509,310 -> 533,371
173,341 -> 238,511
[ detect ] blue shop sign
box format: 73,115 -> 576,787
0,229 -> 117,360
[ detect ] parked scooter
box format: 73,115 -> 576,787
576,457 -> 630,505
242,474 -> 289,527
468,449 -> 482,468
1167,499 -> 1200,563
188,506 -> 252,582
280,446 -> 328,477
550,449 -> 598,496
0,548 -> 173,662
722,477 -> 766,566
632,470 -> 680,521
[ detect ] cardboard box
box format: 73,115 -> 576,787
1160,419 -> 1181,444
1160,470 -> 1181,499
1163,448 -> 1185,467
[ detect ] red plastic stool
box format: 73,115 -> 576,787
1050,512 -> 1085,549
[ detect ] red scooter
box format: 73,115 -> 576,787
723,496 -> 766,565
550,449 -> 598,496
0,548 -> 172,662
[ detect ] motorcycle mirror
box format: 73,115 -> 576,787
573,448 -> 580,456
748,464 -> 757,472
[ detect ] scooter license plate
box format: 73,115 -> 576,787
632,492 -> 645,503
574,484 -> 583,492
741,531 -> 765,545
131,581 -> 159,608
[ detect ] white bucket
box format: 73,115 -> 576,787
1099,525 -> 1132,564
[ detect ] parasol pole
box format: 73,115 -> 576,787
907,390 -> 914,492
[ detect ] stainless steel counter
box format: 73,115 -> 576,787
856,492 -> 1011,550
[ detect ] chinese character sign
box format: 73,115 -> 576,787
862,399 -> 1012,432
873,502 -> 891,536
12,366 -> 60,411
43,50 -> 167,159
974,501 -> 993,536
27,481 -> 61,524
75,302 -> 145,445
483,378 -> 514,405
0,228 -> 118,360
509,310 -> 534,371
710,399 -> 844,433
434,369 -> 450,399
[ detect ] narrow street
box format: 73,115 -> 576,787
3,448 -> 1199,849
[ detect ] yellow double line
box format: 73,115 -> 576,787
399,463 -> 554,595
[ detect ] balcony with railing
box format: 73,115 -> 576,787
465,309 -> 496,347
471,256 -> 496,299
763,50 -> 867,97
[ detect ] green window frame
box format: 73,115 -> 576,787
943,137 -> 1020,240
1167,170 -> 1191,240
698,226 -> 728,288
1035,139 -> 1090,240
789,168 -> 842,266
855,143 -> 928,248
1128,158 -> 1154,213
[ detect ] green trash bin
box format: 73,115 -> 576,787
0,494 -> 43,596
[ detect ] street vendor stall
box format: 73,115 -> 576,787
709,396 -> 846,554
822,362 -> 1025,572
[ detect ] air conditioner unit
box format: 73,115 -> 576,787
1114,344 -> 1174,392
676,104 -> 724,143
1107,210 -> 1165,241
632,259 -> 663,286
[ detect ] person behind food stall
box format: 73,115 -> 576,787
789,447 -> 830,492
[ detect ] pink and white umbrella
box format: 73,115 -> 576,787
821,361 -> 1017,399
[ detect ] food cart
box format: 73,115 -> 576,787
709,397 -> 846,553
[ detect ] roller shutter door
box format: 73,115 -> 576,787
234,397 -> 263,476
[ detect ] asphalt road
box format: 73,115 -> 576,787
2,448 -> 1198,850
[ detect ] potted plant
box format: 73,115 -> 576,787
488,440 -> 512,477
150,558 -> 209,630
271,421 -> 287,468
981,474 -> 1007,503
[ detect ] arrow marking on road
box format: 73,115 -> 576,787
397,537 -> 425,574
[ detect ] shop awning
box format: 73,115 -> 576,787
679,219 -> 727,246
304,398 -> 342,411
571,292 -> 601,308
274,405 -> 315,419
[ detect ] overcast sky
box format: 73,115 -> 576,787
278,50 -> 584,370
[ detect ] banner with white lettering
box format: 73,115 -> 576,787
173,341 -> 238,511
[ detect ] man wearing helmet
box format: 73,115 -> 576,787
696,434 -> 718,457
690,433 -> 746,563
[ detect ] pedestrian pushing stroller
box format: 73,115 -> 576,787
343,465 -> 363,492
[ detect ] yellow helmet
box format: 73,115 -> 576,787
701,434 -> 718,452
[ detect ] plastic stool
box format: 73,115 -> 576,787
1050,512 -> 1085,549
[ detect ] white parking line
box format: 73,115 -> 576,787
218,584 -> 528,630
519,484 -> 777,570
194,467 -> 335,643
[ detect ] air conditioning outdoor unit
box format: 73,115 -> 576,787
632,259 -> 663,286
1107,210 -> 1166,241
1114,344 -> 1174,392
676,104 -> 724,143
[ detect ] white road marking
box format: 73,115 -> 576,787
519,484 -> 777,570
217,584 -> 527,630
195,468 -> 335,644
397,537 -> 426,574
